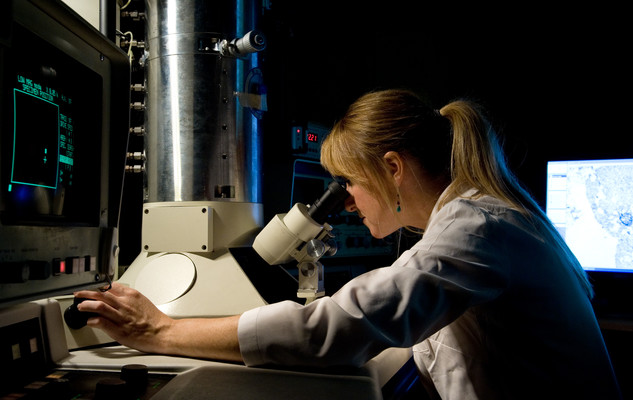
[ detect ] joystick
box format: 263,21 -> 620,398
64,297 -> 98,329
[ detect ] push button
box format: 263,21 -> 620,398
84,255 -> 96,272
52,258 -> 66,275
65,257 -> 84,274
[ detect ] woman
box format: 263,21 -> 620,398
76,89 -> 621,399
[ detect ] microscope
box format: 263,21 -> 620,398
253,180 -> 349,303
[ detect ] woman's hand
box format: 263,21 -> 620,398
74,282 -> 174,355
74,282 -> 243,362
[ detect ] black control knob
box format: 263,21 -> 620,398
43,378 -> 72,398
121,364 -> 149,396
64,297 -> 98,329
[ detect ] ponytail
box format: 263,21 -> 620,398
440,100 -> 594,298
438,100 -> 516,210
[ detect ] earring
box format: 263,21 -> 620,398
396,192 -> 402,213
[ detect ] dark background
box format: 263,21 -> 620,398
259,1 -> 631,214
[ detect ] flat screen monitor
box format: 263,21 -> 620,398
546,158 -> 633,274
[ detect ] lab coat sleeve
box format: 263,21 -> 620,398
238,198 -> 511,368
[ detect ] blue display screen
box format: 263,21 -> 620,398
546,158 -> 633,273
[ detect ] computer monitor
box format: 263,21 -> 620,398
0,0 -> 130,305
546,158 -> 633,274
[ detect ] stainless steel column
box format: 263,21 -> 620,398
144,0 -> 263,203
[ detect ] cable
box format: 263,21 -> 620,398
122,31 -> 134,63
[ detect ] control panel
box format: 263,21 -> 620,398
3,365 -> 174,399
0,300 -> 174,399
291,123 -> 330,160
0,226 -> 116,305
329,213 -> 396,258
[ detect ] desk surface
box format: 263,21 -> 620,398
60,345 -> 412,399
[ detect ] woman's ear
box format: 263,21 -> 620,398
383,151 -> 404,186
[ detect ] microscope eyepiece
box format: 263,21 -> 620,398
308,181 -> 349,224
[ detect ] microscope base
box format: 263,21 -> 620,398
118,250 -> 268,318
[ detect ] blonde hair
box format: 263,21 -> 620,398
439,100 -> 522,209
321,89 -> 593,298
321,89 -> 452,216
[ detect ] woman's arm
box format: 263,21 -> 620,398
74,282 -> 243,362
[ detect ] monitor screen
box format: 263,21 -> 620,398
2,23 -> 102,226
546,158 -> 633,274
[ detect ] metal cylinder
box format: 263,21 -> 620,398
144,0 -> 264,203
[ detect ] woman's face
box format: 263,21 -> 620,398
344,182 -> 399,239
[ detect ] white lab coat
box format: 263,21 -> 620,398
238,190 -> 621,399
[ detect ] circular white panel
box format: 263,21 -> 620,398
135,253 -> 196,305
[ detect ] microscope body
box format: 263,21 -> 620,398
253,181 -> 348,303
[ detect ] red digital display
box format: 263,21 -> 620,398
306,132 -> 318,143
